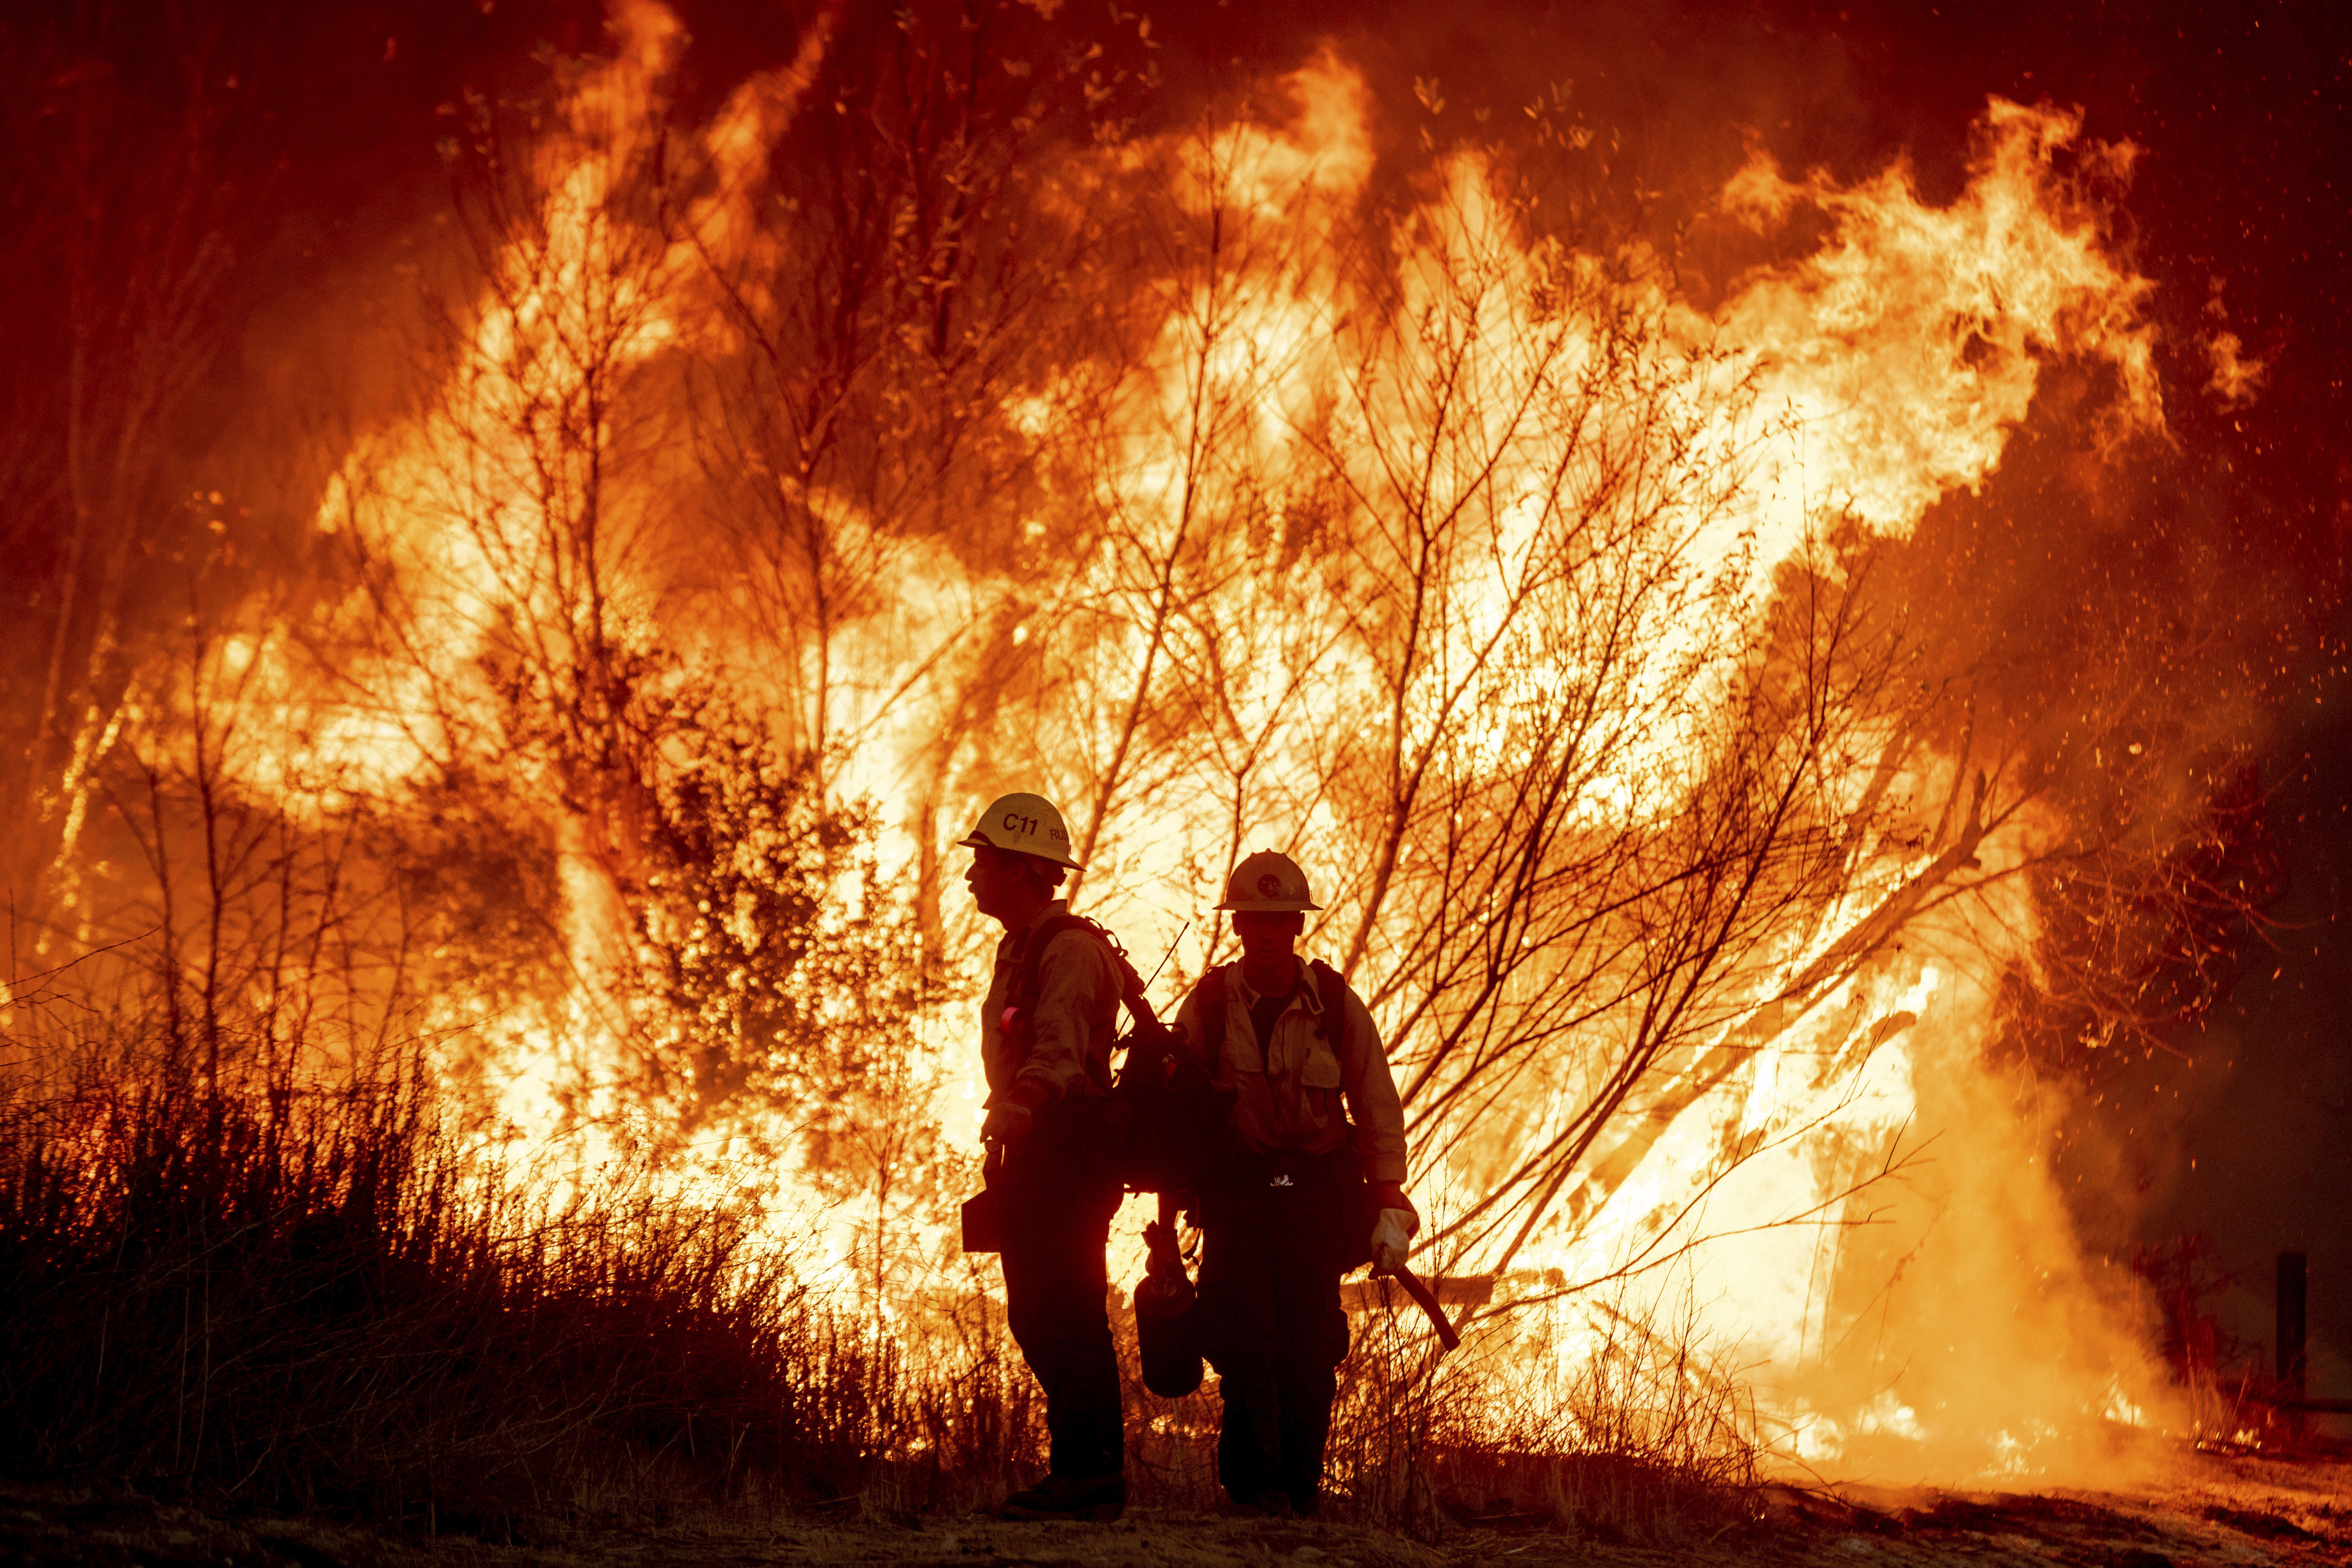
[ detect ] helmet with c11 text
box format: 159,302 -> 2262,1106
1215,849 -> 1321,913
957,792 -> 1084,869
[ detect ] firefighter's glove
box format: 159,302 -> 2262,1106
1371,1182 -> 1420,1233
1369,1207 -> 1417,1277
980,1102 -> 1033,1147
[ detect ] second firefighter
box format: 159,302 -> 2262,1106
1172,850 -> 1419,1518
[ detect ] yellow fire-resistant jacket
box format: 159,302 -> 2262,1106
979,900 -> 1121,1112
1172,956 -> 1408,1185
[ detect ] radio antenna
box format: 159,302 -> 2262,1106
1142,922 -> 1188,992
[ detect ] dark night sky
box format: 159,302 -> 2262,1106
13,0 -> 2349,1406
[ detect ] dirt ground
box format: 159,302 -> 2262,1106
5,1449 -> 2346,1567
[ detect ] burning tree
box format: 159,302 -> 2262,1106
934,54 -> 2217,1476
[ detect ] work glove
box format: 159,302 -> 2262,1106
1369,1185 -> 1419,1278
980,1101 -> 1033,1146
1370,1182 -> 1420,1232
1370,1209 -> 1416,1277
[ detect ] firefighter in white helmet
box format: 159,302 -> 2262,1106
959,791 -> 1128,1521
1170,849 -> 1416,1518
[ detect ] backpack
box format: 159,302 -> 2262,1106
1001,914 -> 1233,1195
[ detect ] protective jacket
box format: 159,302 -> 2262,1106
1172,956 -> 1407,1185
981,899 -> 1121,1114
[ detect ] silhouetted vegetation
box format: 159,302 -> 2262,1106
0,1033 -> 971,1529
0,1014 -> 1760,1537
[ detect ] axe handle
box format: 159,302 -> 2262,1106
1392,1266 -> 1461,1352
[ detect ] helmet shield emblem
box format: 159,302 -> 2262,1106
1216,850 -> 1322,913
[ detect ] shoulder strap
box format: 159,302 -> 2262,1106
1012,914 -> 1097,1017
1013,913 -> 1158,1027
1195,966 -> 1228,1064
1311,960 -> 1352,1054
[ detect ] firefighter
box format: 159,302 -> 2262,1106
1172,850 -> 1418,1519
960,791 -> 1128,1522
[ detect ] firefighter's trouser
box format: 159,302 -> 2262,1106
1198,1148 -> 1361,1516
999,1110 -> 1126,1479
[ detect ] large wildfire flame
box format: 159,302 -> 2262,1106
37,0 -> 2239,1485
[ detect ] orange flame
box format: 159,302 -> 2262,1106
171,12 -> 2201,1482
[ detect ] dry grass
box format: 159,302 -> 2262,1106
0,1024 -> 1760,1542
1102,1258 -> 1762,1538
1323,1284 -> 1761,1539
0,1036 -> 941,1531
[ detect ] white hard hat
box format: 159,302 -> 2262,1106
1215,849 -> 1320,913
958,792 -> 1084,869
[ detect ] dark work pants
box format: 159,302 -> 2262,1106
1197,1153 -> 1360,1516
999,1120 -> 1125,1479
